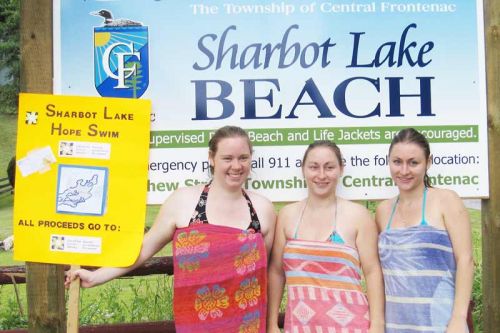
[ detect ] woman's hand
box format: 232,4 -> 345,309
65,268 -> 97,288
368,323 -> 385,333
446,316 -> 468,333
266,326 -> 282,333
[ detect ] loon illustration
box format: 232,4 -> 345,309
91,9 -> 142,27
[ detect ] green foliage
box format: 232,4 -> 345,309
470,215 -> 483,332
0,114 -> 17,174
0,289 -> 27,329
0,0 -> 20,115
0,114 -> 17,266
77,275 -> 174,325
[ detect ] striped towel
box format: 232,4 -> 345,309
283,239 -> 369,333
379,225 -> 462,332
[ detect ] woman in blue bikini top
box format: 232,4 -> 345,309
376,128 -> 473,333
268,140 -> 385,333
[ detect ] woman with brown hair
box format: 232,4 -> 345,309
376,128 -> 473,332
66,125 -> 276,332
267,140 -> 385,333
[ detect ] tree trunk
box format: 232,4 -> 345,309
20,1 -> 66,332
482,0 -> 500,331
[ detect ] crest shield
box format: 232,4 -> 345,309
93,26 -> 149,98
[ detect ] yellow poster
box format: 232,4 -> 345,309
13,93 -> 151,266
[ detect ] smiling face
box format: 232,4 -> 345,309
389,142 -> 430,192
209,136 -> 252,189
303,146 -> 343,198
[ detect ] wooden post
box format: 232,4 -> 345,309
482,0 -> 500,331
20,1 -> 66,332
67,266 -> 81,333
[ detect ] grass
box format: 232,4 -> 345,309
469,209 -> 482,331
0,270 -> 175,329
77,274 -> 174,324
0,114 -> 18,266
0,114 -> 17,175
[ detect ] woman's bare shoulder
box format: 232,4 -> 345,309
278,200 -> 303,218
428,187 -> 464,211
244,190 -> 277,230
160,185 -> 205,222
374,198 -> 395,231
429,187 -> 460,200
245,190 -> 276,219
375,198 -> 394,214
276,201 -> 303,236
167,184 -> 204,203
245,189 -> 273,208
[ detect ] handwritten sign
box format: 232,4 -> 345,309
14,93 -> 151,266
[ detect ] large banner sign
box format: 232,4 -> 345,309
55,0 -> 488,203
14,94 -> 150,266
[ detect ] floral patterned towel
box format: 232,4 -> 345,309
173,223 -> 267,333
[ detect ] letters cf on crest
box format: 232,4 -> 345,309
102,42 -> 141,89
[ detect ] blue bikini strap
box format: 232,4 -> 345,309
386,187 -> 428,230
420,187 -> 428,226
386,197 -> 399,230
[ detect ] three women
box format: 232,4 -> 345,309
67,126 -> 473,332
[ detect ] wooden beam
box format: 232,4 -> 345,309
0,257 -> 175,285
25,264 -> 65,333
482,0 -> 500,331
0,314 -> 284,333
20,1 -> 66,332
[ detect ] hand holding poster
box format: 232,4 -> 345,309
14,93 -> 150,266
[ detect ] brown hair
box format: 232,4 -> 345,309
208,126 -> 253,174
302,140 -> 343,167
389,128 -> 432,188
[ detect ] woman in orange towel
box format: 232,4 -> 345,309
66,125 -> 276,333
267,140 -> 385,333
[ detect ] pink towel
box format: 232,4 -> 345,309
173,224 -> 267,332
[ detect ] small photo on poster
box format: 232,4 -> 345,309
50,235 -> 66,251
56,165 -> 108,216
58,141 -> 75,156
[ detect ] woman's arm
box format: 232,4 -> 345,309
441,190 -> 473,333
356,206 -> 385,333
266,207 -> 289,333
65,190 -> 180,288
